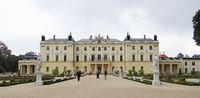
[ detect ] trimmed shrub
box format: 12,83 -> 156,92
138,69 -> 144,77
52,67 -> 59,76
43,80 -> 53,85
42,74 -> 53,80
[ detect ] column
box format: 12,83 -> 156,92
27,65 -> 30,74
102,64 -> 104,73
169,64 -> 172,75
162,64 -> 165,74
94,64 -> 96,73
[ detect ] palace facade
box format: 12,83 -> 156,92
18,33 -> 200,75
19,33 -> 159,75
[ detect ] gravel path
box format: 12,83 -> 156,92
0,75 -> 200,98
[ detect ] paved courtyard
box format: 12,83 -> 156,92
0,75 -> 200,98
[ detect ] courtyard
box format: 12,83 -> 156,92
0,75 -> 200,98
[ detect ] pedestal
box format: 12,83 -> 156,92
34,72 -> 43,86
71,70 -> 75,77
120,71 -> 123,78
152,71 -> 160,86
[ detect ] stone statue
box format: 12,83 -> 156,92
35,56 -> 43,86
152,55 -> 160,86
152,55 -> 159,72
37,57 -> 42,72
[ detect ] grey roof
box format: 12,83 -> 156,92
129,38 -> 155,41
44,38 -> 74,43
77,38 -> 121,43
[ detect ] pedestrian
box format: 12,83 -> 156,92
96,71 -> 100,79
104,70 -> 107,80
76,67 -> 81,82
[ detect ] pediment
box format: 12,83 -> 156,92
91,38 -> 107,44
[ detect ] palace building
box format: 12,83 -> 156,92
18,33 -> 159,75
18,33 -> 200,75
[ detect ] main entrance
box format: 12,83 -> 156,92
90,64 -> 109,74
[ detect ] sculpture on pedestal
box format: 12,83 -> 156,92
152,55 -> 160,86
34,56 -> 43,86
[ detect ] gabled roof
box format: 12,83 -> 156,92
159,54 -> 168,58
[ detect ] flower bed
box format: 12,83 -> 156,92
123,76 -> 152,85
43,77 -> 76,85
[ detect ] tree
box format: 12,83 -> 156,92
192,9 -> 200,46
0,41 -> 19,72
177,53 -> 184,58
192,54 -> 200,58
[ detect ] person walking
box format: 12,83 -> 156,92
76,67 -> 81,82
104,70 -> 107,80
96,71 -> 100,79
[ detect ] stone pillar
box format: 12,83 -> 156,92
102,64 -> 104,73
169,64 -> 173,75
152,55 -> 160,86
94,64 -> 96,73
162,64 -> 165,74
27,65 -> 30,75
35,57 -> 43,86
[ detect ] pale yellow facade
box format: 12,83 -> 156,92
39,34 -> 159,75
18,34 -> 160,75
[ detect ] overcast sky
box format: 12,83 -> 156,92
0,0 -> 200,57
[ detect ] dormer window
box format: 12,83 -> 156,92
56,46 -> 59,50
64,46 -> 67,50
46,46 -> 50,50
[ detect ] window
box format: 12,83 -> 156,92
150,55 -> 153,61
192,62 -> 195,66
46,46 -> 50,50
132,46 -> 135,50
84,55 -> 87,62
76,55 -> 79,61
56,55 -> 59,61
149,46 -> 152,50
92,47 -> 95,51
185,68 -> 188,73
98,47 -> 101,51
112,55 -> 115,61
120,55 -> 123,61
84,66 -> 87,72
132,55 -> 135,61
120,47 -> 123,51
185,62 -> 187,66
141,66 -> 143,70
91,55 -> 95,61
56,46 -> 59,50
64,55 -> 67,62
112,47 -> 115,51
104,55 -> 107,61
46,55 -> 49,61
84,47 -> 87,51
76,47 -> 79,51
104,47 -> 107,51
64,46 -> 67,50
132,66 -> 135,72
64,66 -> 66,70
140,55 -> 143,61
140,46 -> 143,50
46,66 -> 49,72
192,68 -> 195,71
98,54 -> 101,61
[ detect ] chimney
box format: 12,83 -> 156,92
106,35 -> 109,39
154,35 -> 157,40
53,35 -> 56,40
90,35 -> 92,39
144,35 -> 146,39
41,35 -> 45,41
